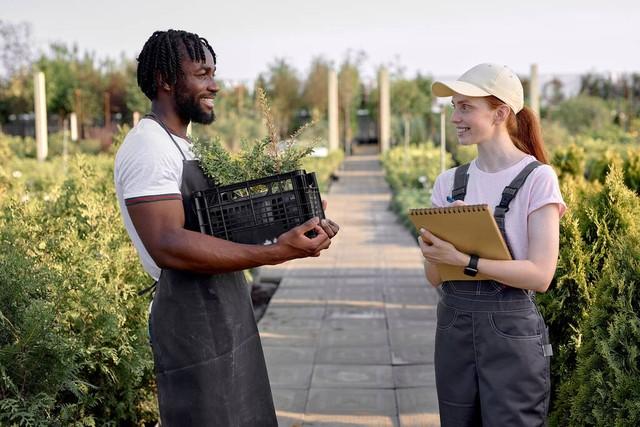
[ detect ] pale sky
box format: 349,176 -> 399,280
3,0 -> 639,83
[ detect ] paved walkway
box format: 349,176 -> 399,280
259,154 -> 440,427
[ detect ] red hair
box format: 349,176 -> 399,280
485,96 -> 549,164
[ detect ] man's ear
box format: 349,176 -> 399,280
156,72 -> 172,92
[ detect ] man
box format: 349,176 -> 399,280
114,29 -> 339,426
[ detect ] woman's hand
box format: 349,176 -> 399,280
417,228 -> 470,267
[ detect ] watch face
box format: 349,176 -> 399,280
464,267 -> 478,277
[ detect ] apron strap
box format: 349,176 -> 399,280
143,113 -> 188,161
137,281 -> 157,297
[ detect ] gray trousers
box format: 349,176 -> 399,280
435,281 -> 551,427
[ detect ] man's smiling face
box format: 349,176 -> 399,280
174,47 -> 219,125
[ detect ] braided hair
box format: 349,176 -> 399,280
137,29 -> 216,100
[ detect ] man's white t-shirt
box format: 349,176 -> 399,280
114,118 -> 194,280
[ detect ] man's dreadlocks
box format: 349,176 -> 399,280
137,29 -> 216,100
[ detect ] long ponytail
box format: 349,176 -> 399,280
486,96 -> 549,164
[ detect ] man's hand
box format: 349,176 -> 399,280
320,199 -> 340,238
276,217 -> 332,260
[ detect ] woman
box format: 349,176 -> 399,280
419,63 -> 565,426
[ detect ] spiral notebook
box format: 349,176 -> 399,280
409,204 -> 512,281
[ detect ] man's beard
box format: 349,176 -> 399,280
174,87 -> 215,125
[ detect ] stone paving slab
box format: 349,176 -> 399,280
393,364 -> 437,388
259,329 -> 320,347
322,318 -> 388,331
267,363 -> 314,389
305,388 -> 397,415
319,329 -> 389,347
390,344 -> 435,366
311,365 -> 394,389
315,346 -> 392,365
326,306 -> 387,320
396,388 -> 440,427
263,346 -> 316,365
272,388 -> 309,413
262,306 -> 327,319
388,327 -> 436,348
259,317 -> 324,331
303,416 -> 399,427
259,155 -> 440,425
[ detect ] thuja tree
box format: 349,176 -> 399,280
192,88 -> 315,185
0,155 -> 157,425
567,232 -> 640,426
537,176 -> 597,414
545,165 -> 640,425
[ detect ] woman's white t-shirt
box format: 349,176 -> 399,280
430,155 -> 567,261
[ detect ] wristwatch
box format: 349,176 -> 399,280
464,254 -> 479,277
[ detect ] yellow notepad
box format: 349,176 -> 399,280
409,204 -> 512,281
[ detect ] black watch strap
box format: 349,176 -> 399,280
464,254 -> 479,277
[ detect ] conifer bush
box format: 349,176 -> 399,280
544,165 -> 640,425
192,88 -> 316,185
0,155 -> 157,425
551,143 -> 585,179
537,176 -> 596,406
559,232 -> 640,427
623,148 -> 640,193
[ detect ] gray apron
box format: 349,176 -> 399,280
146,115 -> 277,426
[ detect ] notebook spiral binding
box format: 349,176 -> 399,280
409,204 -> 488,215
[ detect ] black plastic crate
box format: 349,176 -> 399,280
192,170 -> 325,245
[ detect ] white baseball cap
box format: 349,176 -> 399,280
432,63 -> 524,114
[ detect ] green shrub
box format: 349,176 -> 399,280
389,187 -> 432,230
0,155 -> 157,425
537,176 -> 599,419
623,148 -> 640,193
301,150 -> 344,192
542,119 -> 572,148
551,143 -> 585,179
381,143 -> 453,192
546,164 -> 640,425
549,95 -> 612,134
192,89 -> 317,185
452,144 -> 476,166
562,232 -> 640,426
585,149 -> 624,182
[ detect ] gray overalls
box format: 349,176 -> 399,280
146,115 -> 278,426
435,161 -> 553,427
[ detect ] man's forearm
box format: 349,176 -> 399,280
152,227 -> 287,274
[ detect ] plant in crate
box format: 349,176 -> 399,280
191,88 -> 325,245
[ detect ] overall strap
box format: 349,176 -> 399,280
494,160 -> 542,257
144,113 -> 188,161
451,163 -> 471,201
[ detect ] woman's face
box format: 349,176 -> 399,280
450,94 -> 498,146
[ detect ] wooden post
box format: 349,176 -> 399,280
104,92 -> 111,127
69,112 -> 78,141
530,63 -> 540,117
379,68 -> 390,153
74,89 -> 83,139
34,71 -> 48,162
328,69 -> 339,152
440,108 -> 446,173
